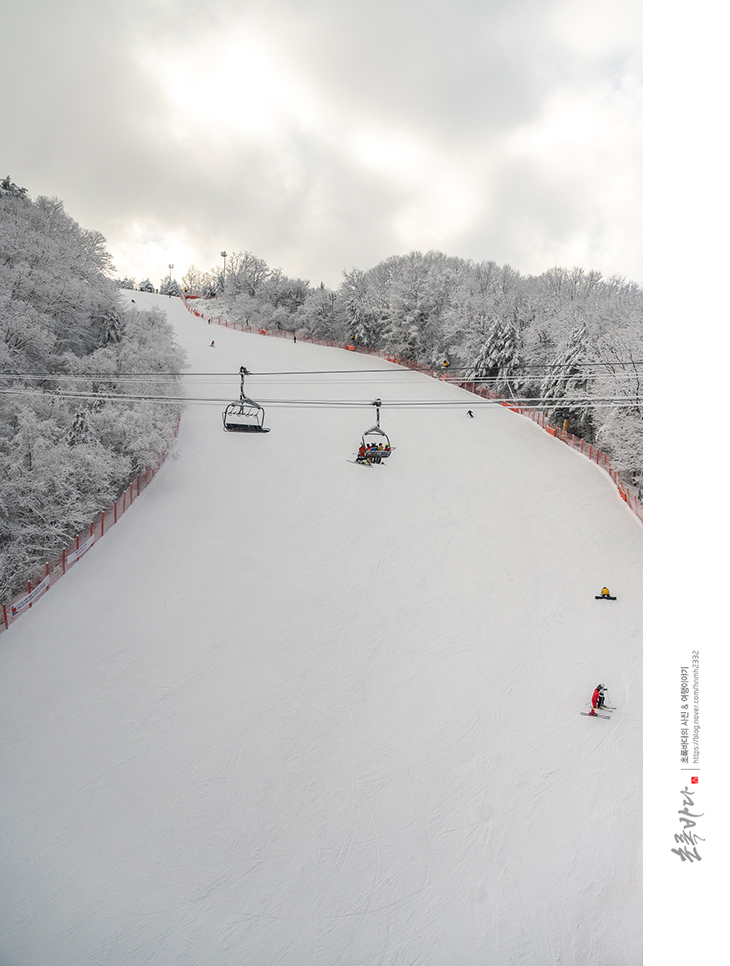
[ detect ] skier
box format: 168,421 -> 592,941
210,340 -> 215,347
600,587 -> 611,598
590,685 -> 606,714
467,410 -> 474,418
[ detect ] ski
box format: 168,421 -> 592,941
595,595 -> 616,600
347,459 -> 373,467
581,712 -> 611,719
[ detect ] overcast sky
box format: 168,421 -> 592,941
4,0 -> 641,288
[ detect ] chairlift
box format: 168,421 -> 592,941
359,398 -> 391,462
222,367 -> 270,433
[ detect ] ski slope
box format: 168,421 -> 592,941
0,291 -> 642,965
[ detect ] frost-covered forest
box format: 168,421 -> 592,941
2,177 -> 641,602
0,178 -> 185,602
171,249 -> 643,492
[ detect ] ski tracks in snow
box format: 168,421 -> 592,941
0,292 -> 642,965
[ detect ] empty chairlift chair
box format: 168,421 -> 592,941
222,366 -> 271,433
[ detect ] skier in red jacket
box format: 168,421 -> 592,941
590,685 -> 606,714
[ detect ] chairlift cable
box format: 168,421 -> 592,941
0,361 -> 642,379
0,387 -> 642,408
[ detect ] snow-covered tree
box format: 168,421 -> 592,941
297,285 -> 343,341
67,409 -> 92,446
0,187 -> 186,603
0,175 -> 28,199
181,265 -> 220,297
465,318 -> 522,396
341,267 -> 387,348
159,277 -> 181,297
539,321 -> 594,438
225,251 -> 270,297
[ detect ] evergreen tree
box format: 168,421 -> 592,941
539,322 -> 593,438
67,409 -> 92,446
0,175 -> 28,199
159,277 -> 181,297
466,318 -> 522,395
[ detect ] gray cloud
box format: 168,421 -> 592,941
2,0 -> 642,287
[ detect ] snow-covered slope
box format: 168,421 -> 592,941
0,292 -> 642,965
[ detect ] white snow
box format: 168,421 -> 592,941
0,291 -> 642,965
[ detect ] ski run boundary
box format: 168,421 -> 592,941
183,295 -> 642,522
1,419 -> 180,637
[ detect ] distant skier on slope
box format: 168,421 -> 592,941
467,410 -> 474,417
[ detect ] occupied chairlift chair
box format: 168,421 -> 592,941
222,366 -> 271,433
360,398 -> 391,462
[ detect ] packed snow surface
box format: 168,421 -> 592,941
0,292 -> 642,965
